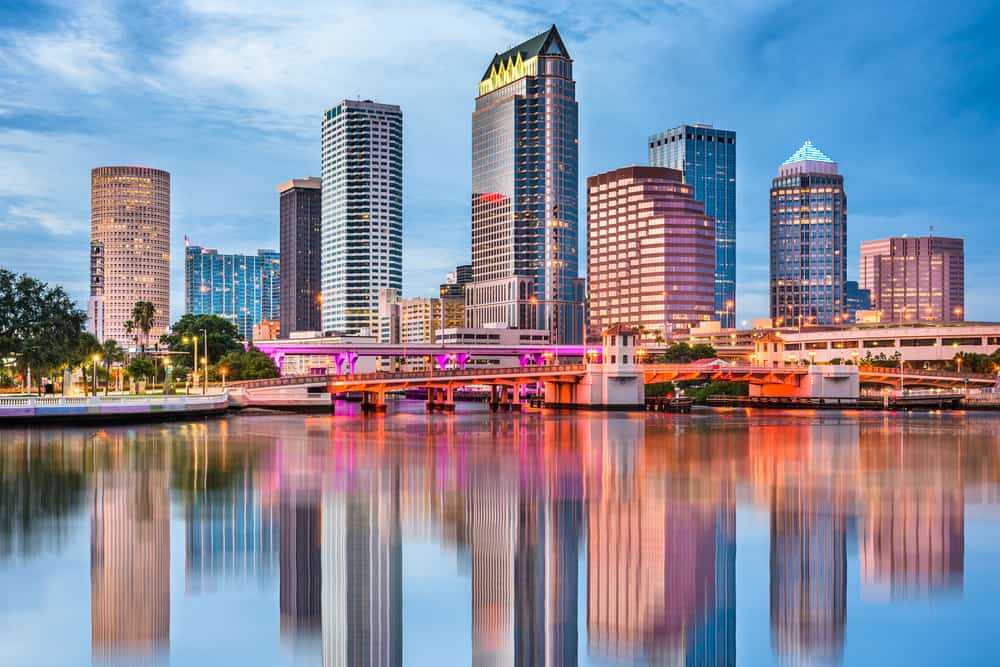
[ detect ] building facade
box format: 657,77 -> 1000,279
465,25 -> 582,344
278,177 -> 322,336
321,100 -> 403,335
184,239 -> 280,339
649,124 -> 736,326
859,236 -> 964,323
844,281 -> 872,322
89,166 -> 171,346
770,141 -> 847,326
440,264 -> 473,300
587,166 -> 715,339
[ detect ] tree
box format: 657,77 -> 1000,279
214,346 -> 279,381
69,332 -> 103,396
656,342 -> 717,363
127,357 -> 156,386
129,301 -> 157,355
0,269 -> 86,392
100,339 -> 126,394
160,314 -> 242,370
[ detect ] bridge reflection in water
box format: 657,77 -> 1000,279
0,408 -> 995,666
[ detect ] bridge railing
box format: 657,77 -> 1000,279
233,364 -> 589,390
858,365 -> 995,380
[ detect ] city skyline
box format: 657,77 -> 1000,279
1,1 -> 997,325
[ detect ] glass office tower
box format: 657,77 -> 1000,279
184,239 -> 280,339
769,141 -> 847,327
320,100 -> 403,335
649,124 -> 736,327
278,177 -> 323,336
465,25 -> 582,344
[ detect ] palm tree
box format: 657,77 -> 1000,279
100,339 -> 125,395
72,333 -> 102,396
130,302 -> 156,356
124,320 -> 137,352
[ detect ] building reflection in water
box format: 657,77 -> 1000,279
90,434 -> 170,662
322,464 -> 403,667
859,423 -> 964,599
587,417 -> 736,666
3,405 -> 989,666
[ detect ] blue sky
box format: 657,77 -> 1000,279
0,0 -> 997,323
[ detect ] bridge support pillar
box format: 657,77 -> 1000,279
499,386 -> 511,411
511,383 -> 522,411
489,385 -> 499,412
443,385 -> 456,411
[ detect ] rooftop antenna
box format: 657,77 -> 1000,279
929,224 -> 935,239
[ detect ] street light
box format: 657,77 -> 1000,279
200,328 -> 208,394
220,366 -> 228,389
162,356 -> 171,395
92,354 -> 101,396
183,334 -> 199,394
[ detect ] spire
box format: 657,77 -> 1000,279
782,140 -> 834,165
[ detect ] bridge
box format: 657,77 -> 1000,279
252,340 -> 599,374
229,358 -> 998,412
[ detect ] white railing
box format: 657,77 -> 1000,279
0,392 -> 228,409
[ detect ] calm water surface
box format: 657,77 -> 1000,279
2,402 -> 999,666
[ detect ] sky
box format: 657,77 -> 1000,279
0,0 -> 998,324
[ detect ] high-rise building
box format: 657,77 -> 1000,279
587,166 -> 715,339
439,264 -> 472,300
90,166 -> 170,346
321,100 -> 403,335
649,124 -> 736,326
278,177 -> 323,336
184,239 -> 280,339
465,25 -> 582,344
770,141 -> 847,326
859,235 -> 965,323
844,281 -> 872,322
87,240 -> 105,341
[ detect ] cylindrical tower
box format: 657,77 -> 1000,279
90,166 -> 171,346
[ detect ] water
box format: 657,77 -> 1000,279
1,402 -> 999,667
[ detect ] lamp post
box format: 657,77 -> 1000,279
220,367 -> 228,390
183,334 -> 198,394
92,354 -> 101,396
162,357 -> 171,395
201,328 -> 208,394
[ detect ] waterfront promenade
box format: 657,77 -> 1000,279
0,392 -> 229,424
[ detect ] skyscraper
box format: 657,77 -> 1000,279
465,25 -> 582,344
439,264 -> 472,300
587,166 -> 715,339
321,100 -> 403,335
184,239 -> 280,339
860,235 -> 965,322
279,177 -> 323,335
769,141 -> 847,327
650,124 -> 736,326
844,281 -> 872,322
89,166 -> 170,346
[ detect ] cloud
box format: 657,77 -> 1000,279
1,203 -> 84,236
0,1 -> 127,93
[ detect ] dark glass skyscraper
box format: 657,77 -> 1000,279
465,25 -> 581,344
769,141 -> 847,327
649,124 -> 736,327
278,177 -> 322,336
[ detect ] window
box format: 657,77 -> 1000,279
622,355 -> 628,364
899,338 -> 936,347
611,354 -> 616,363
942,337 -> 982,346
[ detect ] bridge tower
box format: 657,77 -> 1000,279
546,323 -> 644,409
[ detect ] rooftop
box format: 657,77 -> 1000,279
481,25 -> 569,82
782,140 -> 834,165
